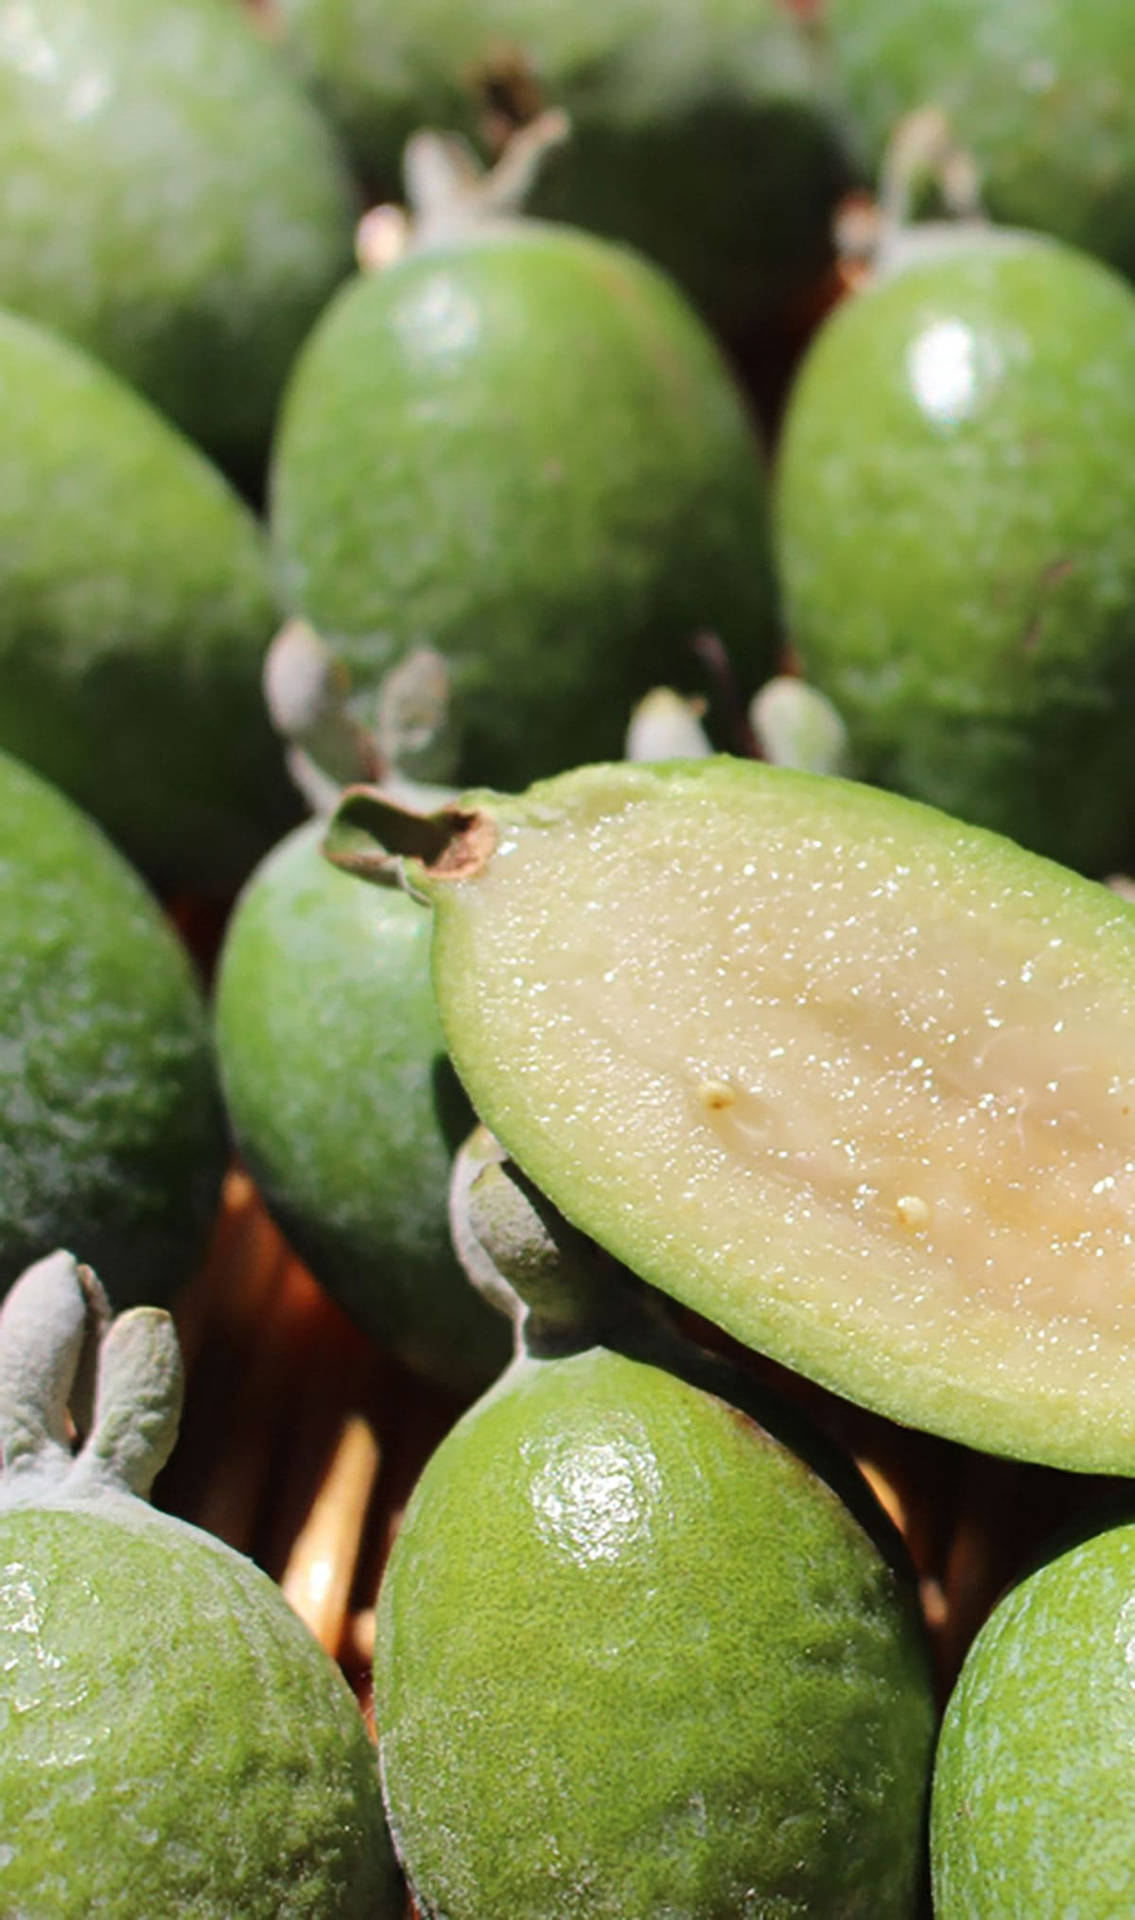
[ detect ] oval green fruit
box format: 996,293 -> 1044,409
0,1252 -> 400,1920
329,755 -> 1135,1474
825,0 -> 1135,280
273,0 -> 854,337
214,817 -> 510,1394
0,750 -> 225,1309
270,221 -> 778,789
0,306 -> 299,896
376,1338 -> 936,1918
0,0 -> 357,480
774,229 -> 1135,873
932,1505 -> 1135,1916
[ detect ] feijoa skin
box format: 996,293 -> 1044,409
0,307 -> 299,896
330,756 -> 1135,1475
825,0 -> 1135,281
0,0 -> 357,481
273,0 -> 855,337
376,1344 -> 936,1919
0,751 -> 225,1310
0,1254 -> 401,1920
931,1508 -> 1135,1916
773,229 -> 1135,874
270,222 -> 778,790
214,818 -> 510,1395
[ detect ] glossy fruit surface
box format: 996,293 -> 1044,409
932,1508 -> 1135,1915
214,818 -> 510,1394
273,0 -> 854,335
0,1252 -> 400,1919
271,222 -> 777,789
774,230 -> 1135,873
376,1340 -> 935,1919
0,751 -> 224,1308
0,307 -> 298,895
330,756 -> 1135,1473
825,0 -> 1135,279
0,0 -> 357,478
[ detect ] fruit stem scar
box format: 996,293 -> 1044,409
325,784 -> 497,888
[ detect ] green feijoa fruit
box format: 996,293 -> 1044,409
932,1502 -> 1135,1915
825,0 -> 1135,280
270,219 -> 777,790
0,750 -> 225,1310
214,817 -> 510,1395
773,228 -> 1135,874
0,307 -> 299,897
0,1252 -> 400,1919
272,0 -> 854,338
375,1147 -> 936,1920
0,0 -> 357,482
328,756 -> 1135,1475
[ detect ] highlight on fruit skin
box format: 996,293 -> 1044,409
327,754 -> 1135,1476
0,1249 -> 400,1920
373,1137 -> 936,1920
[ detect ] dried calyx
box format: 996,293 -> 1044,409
836,105 -> 992,285
0,1250 -> 183,1509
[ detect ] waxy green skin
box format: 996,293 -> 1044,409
214,819 -> 510,1394
0,0 -> 357,481
376,1341 -> 935,1920
774,232 -> 1135,873
0,1504 -> 398,1919
932,1511 -> 1135,1916
824,0 -> 1135,280
0,308 -> 299,896
271,222 -> 778,790
0,752 -> 225,1309
274,0 -> 854,336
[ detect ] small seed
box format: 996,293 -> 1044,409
896,1193 -> 930,1229
698,1079 -> 736,1112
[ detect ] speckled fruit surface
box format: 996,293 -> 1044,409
270,222 -> 777,789
932,1509 -> 1135,1916
774,230 -> 1135,873
214,818 -> 510,1394
375,1341 -> 935,1919
0,0 -> 357,479
273,0 -> 854,336
0,307 -> 298,896
0,751 -> 224,1309
0,1502 -> 398,1918
329,756 -> 1135,1473
824,0 -> 1135,279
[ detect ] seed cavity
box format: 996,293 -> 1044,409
697,1079 -> 737,1113
896,1193 -> 931,1230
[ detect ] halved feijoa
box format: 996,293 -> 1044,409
330,758 -> 1135,1475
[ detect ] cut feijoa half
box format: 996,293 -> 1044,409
328,758 -> 1135,1475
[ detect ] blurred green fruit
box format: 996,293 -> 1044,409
330,756 -> 1135,1473
774,229 -> 1135,873
825,0 -> 1135,280
0,750 -> 225,1309
0,306 -> 299,896
0,0 -> 358,480
271,219 -> 777,789
214,817 -> 510,1394
932,1503 -> 1135,1915
273,0 -> 855,336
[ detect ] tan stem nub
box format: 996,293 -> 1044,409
0,1251 -> 98,1481
68,1309 -> 184,1502
450,1133 -> 627,1354
0,1251 -> 184,1507
400,108 -> 571,247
